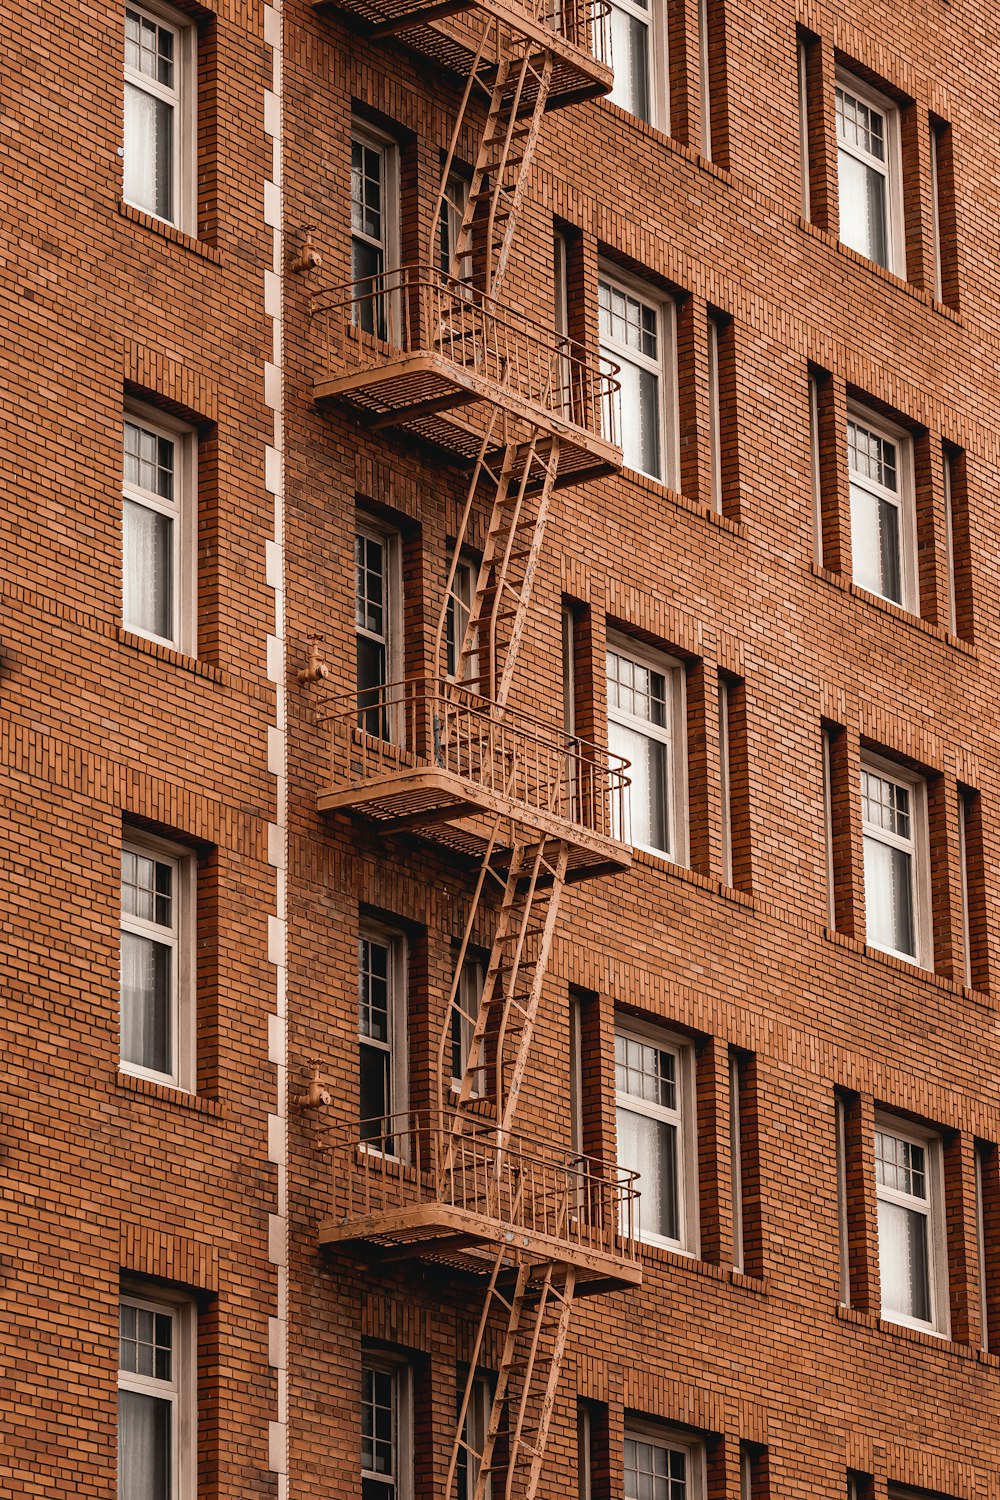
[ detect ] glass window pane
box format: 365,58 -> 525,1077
121,931 -> 172,1075
617,1106 -> 679,1241
124,500 -> 174,640
838,150 -> 887,266
606,5 -> 650,121
118,1389 -> 172,1500
124,83 -> 174,222
878,1198 -> 931,1322
610,721 -> 669,852
864,836 -> 915,956
614,358 -> 661,478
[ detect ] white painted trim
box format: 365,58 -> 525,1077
846,402 -> 919,616
874,1111 -> 950,1338
119,828 -> 196,1094
835,67 -> 906,277
624,1420 -> 706,1499
860,749 -> 932,971
123,0 -> 197,233
606,629 -> 688,867
118,1284 -> 197,1500
615,1016 -> 700,1257
123,398 -> 198,656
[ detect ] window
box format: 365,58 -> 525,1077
118,1289 -> 195,1500
836,71 -> 903,274
929,123 -> 944,303
835,1094 -> 851,1305
356,519 -> 401,739
848,410 -> 916,611
456,1373 -> 492,1500
606,636 -> 686,860
362,1357 -> 412,1500
123,406 -> 195,652
707,316 -> 723,513
624,1422 -> 705,1500
599,271 -> 676,484
875,1116 -> 947,1333
358,925 -> 407,1149
797,35 -> 812,219
439,173 -> 472,284
120,833 -> 194,1091
718,674 -> 733,884
599,0 -> 664,125
123,4 -> 193,229
615,1021 -> 697,1253
445,552 -> 477,682
352,124 -> 399,337
729,1049 -> 744,1271
860,754 -> 930,966
450,955 -> 484,1095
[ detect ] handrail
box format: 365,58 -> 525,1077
317,673 -> 631,842
310,263 -> 620,445
326,1111 -> 641,1261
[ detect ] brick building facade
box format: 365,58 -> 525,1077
4,0 -> 1000,1496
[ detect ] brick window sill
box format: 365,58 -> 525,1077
809,563 -> 977,657
632,848 -> 754,908
115,1070 -> 225,1117
618,467 -> 746,538
639,1242 -> 767,1294
835,1302 -> 998,1363
592,101 -> 733,185
116,199 -> 224,264
822,926 -> 993,1009
794,218 -> 962,324
116,627 -> 225,683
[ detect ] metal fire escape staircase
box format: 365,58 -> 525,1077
310,1 -> 637,1495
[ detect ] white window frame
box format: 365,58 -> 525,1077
874,1112 -> 949,1337
975,1142 -> 989,1346
439,171 -> 472,285
615,1017 -> 699,1256
358,922 -> 408,1156
707,315 -> 723,513
729,1048 -> 744,1272
457,1372 -> 492,1500
599,0 -> 669,129
835,68 -> 905,276
607,631 -> 688,865
351,120 -> 401,340
808,372 -> 824,566
123,400 -> 197,654
835,1094 -> 851,1307
957,788 -> 973,989
450,954 -> 484,1097
797,37 -> 812,220
624,1419 -> 706,1500
598,266 -> 678,487
123,1 -> 196,232
445,550 -> 478,684
718,674 -> 733,886
860,750 -> 932,969
118,1285 -> 196,1500
120,829 -> 196,1093
361,1353 -> 413,1500
356,516 -> 403,741
942,444 -> 958,637
847,404 -> 918,615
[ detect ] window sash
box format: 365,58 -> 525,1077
874,1119 -> 944,1332
847,410 -> 914,610
615,1025 -> 693,1252
122,410 -> 191,651
123,6 -> 186,227
120,839 -> 189,1088
118,1292 -> 192,1500
358,929 -> 406,1148
607,639 -> 684,859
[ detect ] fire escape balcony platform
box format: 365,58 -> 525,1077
310,266 -> 622,488
316,677 -> 633,881
319,1116 -> 642,1296
312,0 -> 613,110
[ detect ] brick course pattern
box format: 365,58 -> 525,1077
4,0 -> 1000,1496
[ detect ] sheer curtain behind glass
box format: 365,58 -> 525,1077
123,420 -> 176,643
120,846 -> 176,1079
119,1300 -> 175,1500
123,8 -> 177,222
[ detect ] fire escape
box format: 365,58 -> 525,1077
309,0 -> 639,1495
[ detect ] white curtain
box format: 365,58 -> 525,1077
123,500 -> 172,640
121,932 -> 172,1075
118,1390 -> 171,1500
124,85 -> 173,220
